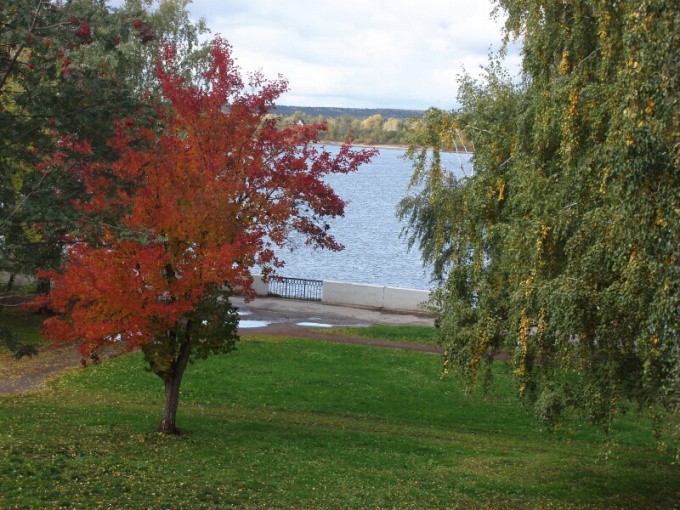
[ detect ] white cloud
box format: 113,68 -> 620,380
127,0 -> 523,109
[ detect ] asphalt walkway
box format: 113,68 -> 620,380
231,296 -> 435,332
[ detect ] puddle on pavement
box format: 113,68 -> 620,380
239,320 -> 269,328
238,319 -> 335,329
237,310 -> 252,316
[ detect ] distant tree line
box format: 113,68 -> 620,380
276,107 -> 472,149
273,105 -> 424,120
279,111 -> 411,145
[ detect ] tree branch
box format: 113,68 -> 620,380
0,0 -> 44,94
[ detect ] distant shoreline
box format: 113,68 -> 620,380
321,141 -> 473,154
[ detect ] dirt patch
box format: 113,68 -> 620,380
0,344 -> 83,396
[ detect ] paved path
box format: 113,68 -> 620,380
231,296 -> 435,331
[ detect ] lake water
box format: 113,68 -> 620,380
274,145 -> 471,291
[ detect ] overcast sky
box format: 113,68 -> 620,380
158,1 -> 521,110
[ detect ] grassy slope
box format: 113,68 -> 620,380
1,333 -> 678,509
0,307 -> 46,346
327,325 -> 439,346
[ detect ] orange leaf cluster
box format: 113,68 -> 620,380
35,38 -> 376,355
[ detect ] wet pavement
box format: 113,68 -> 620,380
231,296 -> 435,332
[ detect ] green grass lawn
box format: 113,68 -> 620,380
1,331 -> 679,509
0,306 -> 46,346
327,324 -> 439,346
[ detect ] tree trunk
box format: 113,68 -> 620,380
158,336 -> 193,435
5,273 -> 15,292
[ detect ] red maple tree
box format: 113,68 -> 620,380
33,38 -> 376,434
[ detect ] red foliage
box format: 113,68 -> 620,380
36,38 -> 375,356
75,22 -> 91,38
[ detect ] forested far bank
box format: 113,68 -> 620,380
275,106 -> 473,150
274,105 -> 425,120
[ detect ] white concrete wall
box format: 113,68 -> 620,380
251,274 -> 269,296
382,286 -> 430,312
322,280 -> 385,308
229,274 -> 269,297
250,274 -> 431,312
322,280 -> 430,312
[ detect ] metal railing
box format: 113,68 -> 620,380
268,277 -> 323,301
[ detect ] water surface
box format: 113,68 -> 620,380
274,145 -> 470,290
